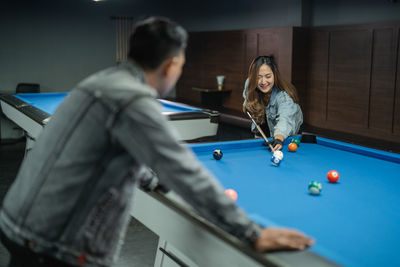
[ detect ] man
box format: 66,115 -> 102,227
0,17 -> 314,267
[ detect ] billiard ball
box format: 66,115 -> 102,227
327,170 -> 340,183
225,189 -> 238,201
273,150 -> 284,160
288,142 -> 298,152
213,149 -> 223,160
291,137 -> 301,147
308,181 -> 322,195
270,155 -> 281,166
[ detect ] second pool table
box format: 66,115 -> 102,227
0,92 -> 219,150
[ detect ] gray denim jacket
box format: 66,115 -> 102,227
0,62 -> 262,267
243,78 -> 303,139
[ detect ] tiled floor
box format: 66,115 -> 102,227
0,140 -> 158,267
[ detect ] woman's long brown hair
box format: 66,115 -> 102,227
243,55 -> 300,124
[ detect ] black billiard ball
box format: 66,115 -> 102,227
213,149 -> 223,160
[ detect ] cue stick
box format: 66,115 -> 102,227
246,110 -> 275,152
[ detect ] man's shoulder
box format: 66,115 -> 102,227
78,64 -> 139,88
75,64 -> 157,100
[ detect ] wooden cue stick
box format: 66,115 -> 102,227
246,111 -> 275,152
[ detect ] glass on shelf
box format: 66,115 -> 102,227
216,75 -> 225,91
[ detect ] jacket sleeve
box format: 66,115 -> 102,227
111,97 -> 263,245
273,92 -> 303,139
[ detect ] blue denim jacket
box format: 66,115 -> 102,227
0,62 -> 262,267
243,78 -> 303,139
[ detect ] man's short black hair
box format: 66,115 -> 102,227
128,17 -> 188,70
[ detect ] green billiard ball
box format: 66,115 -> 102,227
308,181 -> 322,195
291,137 -> 301,147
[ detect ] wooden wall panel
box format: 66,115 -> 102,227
305,30 -> 329,124
176,27 -> 298,116
201,31 -> 246,111
257,28 -> 293,82
176,30 -> 247,111
394,27 -> 400,136
369,28 -> 396,133
292,27 -> 309,110
327,30 -> 372,128
306,22 -> 400,144
258,31 -> 280,56
176,22 -> 400,146
177,32 -> 205,103
244,31 -> 257,75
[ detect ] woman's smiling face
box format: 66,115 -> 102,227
257,64 -> 274,93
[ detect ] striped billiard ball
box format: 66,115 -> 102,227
308,181 -> 322,195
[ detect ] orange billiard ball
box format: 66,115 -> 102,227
224,189 -> 238,201
288,142 -> 298,152
327,170 -> 340,183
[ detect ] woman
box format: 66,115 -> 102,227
243,55 -> 303,151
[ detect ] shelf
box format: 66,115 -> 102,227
192,87 -> 232,93
191,87 -> 232,108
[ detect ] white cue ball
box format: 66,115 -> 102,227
273,150 -> 284,160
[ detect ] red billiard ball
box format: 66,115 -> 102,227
288,143 -> 298,152
224,189 -> 238,201
327,170 -> 340,183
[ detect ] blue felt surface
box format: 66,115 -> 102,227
158,99 -> 201,113
15,92 -> 69,114
13,93 -> 201,114
189,138 -> 400,267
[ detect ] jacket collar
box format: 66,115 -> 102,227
123,60 -> 147,85
268,86 -> 278,105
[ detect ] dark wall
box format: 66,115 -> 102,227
0,1 -> 116,94
1,0 -> 399,95
311,0 -> 400,27
0,0 -> 306,95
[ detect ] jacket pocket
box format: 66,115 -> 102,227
82,177 -> 135,258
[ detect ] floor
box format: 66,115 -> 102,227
0,140 -> 159,267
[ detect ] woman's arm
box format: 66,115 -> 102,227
272,92 -> 303,149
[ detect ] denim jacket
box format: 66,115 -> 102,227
243,78 -> 303,139
0,62 -> 262,267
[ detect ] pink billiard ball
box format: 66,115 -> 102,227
327,170 -> 340,183
224,189 -> 238,201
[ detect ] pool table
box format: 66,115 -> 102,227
131,136 -> 400,267
0,92 -> 219,150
